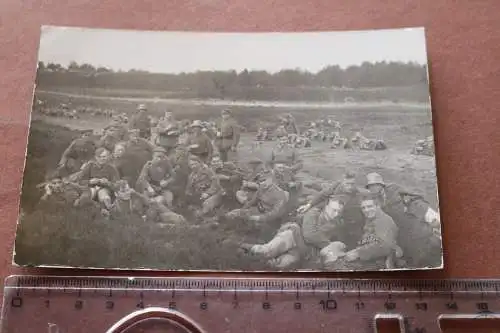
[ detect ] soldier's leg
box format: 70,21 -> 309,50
248,229 -> 296,259
160,190 -> 174,208
74,189 -> 94,207
96,188 -> 113,210
268,253 -> 301,270
156,203 -> 186,224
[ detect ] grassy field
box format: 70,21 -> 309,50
36,82 -> 431,103
14,90 -> 440,270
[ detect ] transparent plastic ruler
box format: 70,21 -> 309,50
2,276 -> 500,333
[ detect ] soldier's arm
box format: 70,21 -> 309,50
232,123 -> 241,148
206,175 -> 222,196
352,242 -> 393,261
135,163 -> 151,191
59,141 -> 76,165
255,194 -> 288,224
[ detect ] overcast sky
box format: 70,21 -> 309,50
37,26 -> 428,74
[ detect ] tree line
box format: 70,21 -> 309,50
36,61 -> 429,102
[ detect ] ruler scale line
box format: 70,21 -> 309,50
4,276 -> 500,333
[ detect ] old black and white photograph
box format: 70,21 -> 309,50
14,26 -> 443,271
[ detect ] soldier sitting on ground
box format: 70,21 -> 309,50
351,131 -> 387,151
364,172 -> 441,268
185,156 -> 223,218
236,159 -> 268,206
210,155 -> 245,212
330,131 -> 349,149
226,170 -> 290,231
113,179 -> 185,225
136,146 -> 176,208
325,193 -> 403,270
300,195 -> 348,256
55,129 -> 96,178
298,172 -> 368,250
72,147 -> 120,218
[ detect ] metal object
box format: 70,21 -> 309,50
2,276 -> 500,332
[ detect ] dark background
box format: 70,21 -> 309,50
0,0 -> 499,282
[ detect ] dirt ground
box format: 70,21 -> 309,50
14,91 -> 440,270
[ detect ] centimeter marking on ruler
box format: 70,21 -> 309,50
3,276 -> 500,333
4,276 -> 500,295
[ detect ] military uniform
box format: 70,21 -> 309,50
110,138 -> 153,188
307,183 -> 368,248
284,119 -> 299,135
129,112 -> 151,139
166,146 -> 190,207
57,134 -> 96,177
112,185 -> 149,218
97,134 -> 119,153
76,161 -> 120,185
236,161 -> 268,205
325,209 -> 400,271
156,119 -> 180,149
230,181 -> 290,231
136,158 -> 176,206
377,183 -> 442,268
302,207 -> 344,250
186,133 -> 213,164
215,118 -> 240,162
105,123 -> 128,141
186,164 -> 223,215
73,160 -> 120,209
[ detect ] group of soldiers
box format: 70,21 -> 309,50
255,113 -> 387,151
38,103 -> 442,271
257,113 -> 435,155
34,99 -> 123,120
